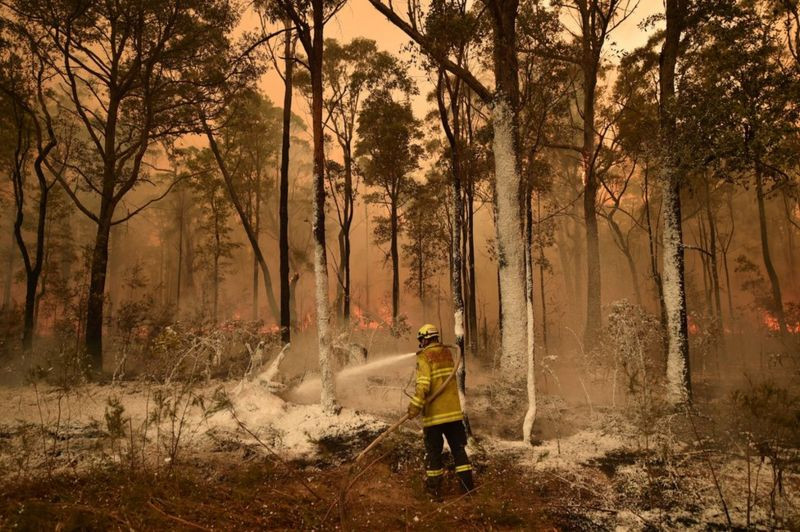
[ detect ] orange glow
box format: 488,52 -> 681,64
258,324 -> 280,335
760,310 -> 800,334
351,304 -> 381,330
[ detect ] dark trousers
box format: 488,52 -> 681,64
423,420 -> 470,478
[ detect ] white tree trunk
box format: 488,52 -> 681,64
661,170 -> 690,405
315,223 -> 336,412
492,99 -> 528,382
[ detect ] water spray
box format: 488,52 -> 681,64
325,344 -> 463,523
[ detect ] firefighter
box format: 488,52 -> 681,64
407,323 -> 474,501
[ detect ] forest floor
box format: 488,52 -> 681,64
0,367 -> 798,530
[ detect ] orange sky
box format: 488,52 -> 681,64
233,0 -> 665,326
250,0 -> 664,135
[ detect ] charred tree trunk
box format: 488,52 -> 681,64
202,122 -> 280,325
252,183 -> 261,321
582,118 -> 602,346
341,141 -> 354,323
465,98 -> 479,358
523,188 -> 537,443
755,162 -> 788,339
659,0 -> 691,404
704,186 -> 724,344
579,4 -> 602,347
436,70 -> 471,437
86,206 -> 113,369
390,198 -> 400,326
279,18 -> 294,344
536,194 -> 549,357
606,213 -> 643,307
466,168 -> 479,357
213,222 -> 220,323
644,167 -> 669,340
10,95 -> 58,352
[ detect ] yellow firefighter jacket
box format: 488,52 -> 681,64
409,342 -> 463,427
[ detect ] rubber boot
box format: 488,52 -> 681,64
457,470 -> 475,494
425,476 -> 443,502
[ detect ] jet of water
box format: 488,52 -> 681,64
289,351 -> 417,402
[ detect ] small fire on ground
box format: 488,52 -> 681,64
761,310 -> 800,334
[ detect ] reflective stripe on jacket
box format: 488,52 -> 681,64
409,342 -> 463,427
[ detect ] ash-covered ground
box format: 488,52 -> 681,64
1,341 -> 798,530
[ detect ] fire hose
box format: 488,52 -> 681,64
326,344 -> 464,523
355,343 -> 463,463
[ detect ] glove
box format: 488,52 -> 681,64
407,403 -> 422,418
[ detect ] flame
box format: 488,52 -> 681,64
760,310 -> 800,334
258,323 -> 280,334
351,303 -> 381,330
687,316 -> 700,335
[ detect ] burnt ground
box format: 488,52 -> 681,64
0,446 -> 573,531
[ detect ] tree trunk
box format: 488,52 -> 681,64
661,174 -> 691,403
2,232 -> 13,311
782,192 -> 797,289
86,208 -> 113,370
644,167 -> 669,339
11,106 -> 55,352
660,0 -> 691,405
252,181 -> 261,321
755,163 -> 788,339
582,128 -> 602,345
390,199 -> 400,326
465,97 -> 479,358
22,275 -> 38,351
279,18 -> 293,344
466,172 -> 479,357
580,11 -> 602,346
364,200 -> 370,312
309,0 -> 336,412
436,71 -> 471,436
607,214 -> 642,307
704,187 -> 724,343
537,194 -> 549,357
523,189 -> 537,443
213,204 -> 221,323
176,205 -> 184,313
342,141 -> 353,323
203,123 -> 279,324
491,100 -> 527,379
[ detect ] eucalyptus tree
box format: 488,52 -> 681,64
403,181 -> 448,311
219,89 -> 283,322
296,37 -> 411,324
544,0 -> 640,345
369,0 -> 530,390
683,1 -> 800,343
5,0 -> 241,369
356,90 -> 423,328
0,29 -> 70,351
182,147 -> 238,323
274,0 -> 347,412
369,0 -> 535,441
659,0 -> 692,403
